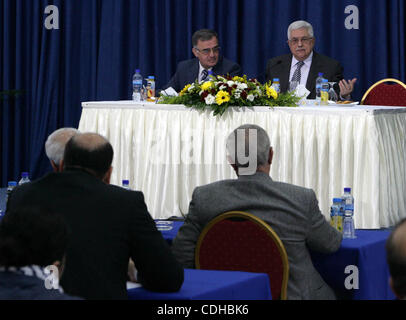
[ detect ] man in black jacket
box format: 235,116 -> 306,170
7,132 -> 184,299
265,20 -> 357,99
164,29 -> 241,92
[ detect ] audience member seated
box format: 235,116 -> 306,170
7,132 -> 184,299
172,124 -> 342,300
45,127 -> 79,172
0,206 -> 80,300
386,218 -> 406,300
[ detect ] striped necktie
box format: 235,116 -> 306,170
291,61 -> 305,83
200,69 -> 209,82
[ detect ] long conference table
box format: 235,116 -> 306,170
79,101 -> 406,229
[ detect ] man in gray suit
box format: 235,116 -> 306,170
172,124 -> 342,300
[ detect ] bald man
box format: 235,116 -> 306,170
7,132 -> 184,300
386,219 -> 406,300
45,127 -> 79,172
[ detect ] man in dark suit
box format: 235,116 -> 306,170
172,124 -> 342,300
7,132 -> 184,299
164,29 -> 242,92
266,20 -> 357,99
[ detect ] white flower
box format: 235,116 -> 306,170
234,91 -> 241,99
227,81 -> 235,87
237,83 -> 248,90
247,94 -> 255,102
205,94 -> 216,105
219,85 -> 227,90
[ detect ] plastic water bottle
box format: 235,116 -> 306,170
330,198 -> 341,230
146,76 -> 156,102
315,72 -> 324,105
132,69 -> 143,102
342,187 -> 356,238
18,172 -> 30,185
320,79 -> 329,105
6,181 -> 17,204
272,78 -> 280,94
122,180 -> 130,190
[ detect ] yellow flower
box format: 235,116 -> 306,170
266,85 -> 278,99
201,81 -> 213,91
180,84 -> 191,96
232,76 -> 245,82
215,90 -> 230,105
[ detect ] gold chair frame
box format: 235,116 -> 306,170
195,210 -> 289,300
361,78 -> 406,105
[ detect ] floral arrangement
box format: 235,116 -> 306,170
159,75 -> 302,116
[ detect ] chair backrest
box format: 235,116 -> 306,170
195,211 -> 289,299
361,78 -> 406,106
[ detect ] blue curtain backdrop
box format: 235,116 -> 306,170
1,0 -> 405,185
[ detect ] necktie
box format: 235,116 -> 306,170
291,61 -> 305,83
200,69 -> 209,82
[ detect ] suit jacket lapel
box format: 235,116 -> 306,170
306,51 -> 320,94
279,54 -> 292,93
188,59 -> 200,84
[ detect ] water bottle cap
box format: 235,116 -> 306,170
344,187 -> 351,192
318,72 -> 324,76
8,181 -> 17,186
135,69 -> 140,73
148,76 -> 155,79
273,78 -> 280,82
122,180 -> 129,185
22,172 -> 29,178
333,198 -> 342,203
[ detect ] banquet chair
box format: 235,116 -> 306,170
195,211 -> 289,300
360,78 -> 406,106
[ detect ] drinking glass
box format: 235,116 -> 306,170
328,82 -> 338,102
343,215 -> 356,239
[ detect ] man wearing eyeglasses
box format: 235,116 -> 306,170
164,29 -> 241,93
265,20 -> 357,100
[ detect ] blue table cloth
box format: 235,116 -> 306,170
311,229 -> 395,300
160,222 -> 394,300
157,220 -> 183,245
127,268 -> 272,300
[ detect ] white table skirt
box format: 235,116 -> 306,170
79,101 -> 406,228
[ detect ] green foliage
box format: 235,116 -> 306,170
158,75 -> 302,116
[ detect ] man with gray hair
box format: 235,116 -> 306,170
164,29 -> 241,92
266,20 -> 357,100
172,124 -> 342,300
45,127 -> 79,172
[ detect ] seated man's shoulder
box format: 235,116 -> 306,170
314,52 -> 341,65
274,180 -> 315,198
266,53 -> 290,65
177,58 -> 197,69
